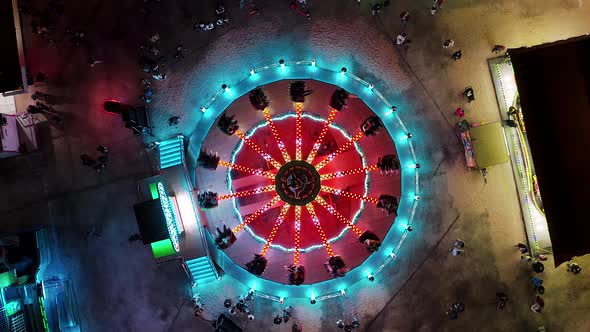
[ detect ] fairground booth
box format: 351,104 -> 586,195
488,35 -> 590,266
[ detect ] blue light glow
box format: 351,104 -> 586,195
192,60 -> 421,299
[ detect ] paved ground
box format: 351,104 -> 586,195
2,0 -> 590,331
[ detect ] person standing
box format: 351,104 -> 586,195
515,242 -> 528,254
430,5 -> 437,15
492,45 -> 506,53
396,33 -> 406,45
97,145 -> 109,154
443,39 -> 455,49
400,11 -> 410,28
531,276 -> 543,288
87,57 -> 102,67
567,262 -> 582,274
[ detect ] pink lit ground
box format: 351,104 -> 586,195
196,80 -> 400,284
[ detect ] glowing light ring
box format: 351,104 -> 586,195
193,60 -> 420,298
157,182 -> 181,252
228,112 -> 369,252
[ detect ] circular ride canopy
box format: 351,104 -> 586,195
196,79 -> 402,285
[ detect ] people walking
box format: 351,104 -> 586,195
451,50 -> 462,60
567,262 -> 582,274
430,5 -> 437,15
450,239 -> 464,256
396,33 -> 406,45
443,39 -> 454,49
531,276 -> 543,288
515,243 -> 528,254
371,3 -> 382,15
455,107 -> 465,118
87,57 -> 102,67
446,302 -> 464,319
495,292 -> 509,310
400,11 -> 410,28
530,296 -> 544,313
97,145 -> 109,154
532,261 -> 545,273
492,45 -> 506,53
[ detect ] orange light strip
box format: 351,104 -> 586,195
320,186 -> 379,204
218,160 -> 276,179
233,196 -> 282,233
315,196 -> 364,236
294,206 -> 302,265
263,108 -> 291,163
295,103 -> 303,160
219,184 -> 276,201
320,165 -> 379,180
260,204 -> 291,256
235,129 -> 283,169
314,130 -> 365,171
306,108 -> 338,163
305,203 -> 335,257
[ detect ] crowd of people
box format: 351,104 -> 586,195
79,145 -> 110,174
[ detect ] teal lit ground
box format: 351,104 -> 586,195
3,1 -> 590,331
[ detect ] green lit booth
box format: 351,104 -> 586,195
133,182 -> 184,261
461,121 -> 509,172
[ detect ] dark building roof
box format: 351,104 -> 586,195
133,199 -> 168,245
0,0 -> 23,93
509,35 -> 590,266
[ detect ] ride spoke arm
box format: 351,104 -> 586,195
219,184 -> 276,201
320,186 -> 379,204
233,196 -> 282,233
218,160 -> 275,179
260,204 -> 291,256
294,206 -> 302,265
306,108 -> 338,163
295,103 -> 303,160
315,196 -> 364,236
320,165 -> 379,180
235,129 -> 283,169
314,130 -> 365,171
305,203 -> 335,257
263,108 -> 291,163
